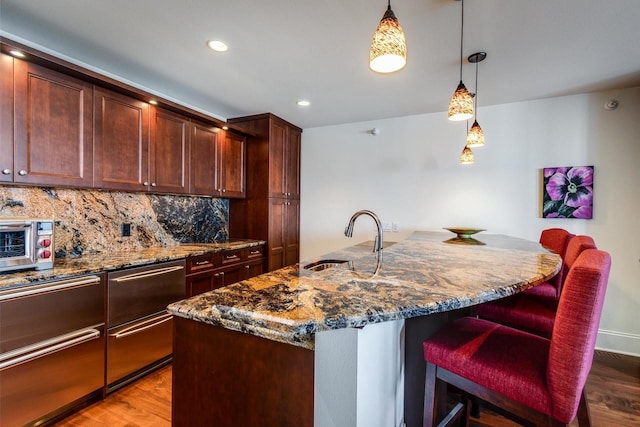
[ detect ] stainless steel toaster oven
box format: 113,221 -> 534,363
0,218 -> 54,273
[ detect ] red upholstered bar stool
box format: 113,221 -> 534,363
474,235 -> 596,337
422,249 -> 612,427
526,228 -> 574,298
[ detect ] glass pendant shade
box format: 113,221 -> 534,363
448,81 -> 474,121
460,146 -> 474,164
466,120 -> 485,147
369,5 -> 407,73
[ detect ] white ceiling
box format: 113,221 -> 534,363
1,0 -> 639,129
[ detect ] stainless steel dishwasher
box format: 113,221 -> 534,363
106,259 -> 185,392
0,274 -> 105,427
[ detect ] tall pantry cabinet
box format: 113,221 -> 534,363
228,113 -> 302,272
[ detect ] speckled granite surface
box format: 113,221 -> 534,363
0,240 -> 264,290
168,231 -> 561,349
0,186 -> 228,257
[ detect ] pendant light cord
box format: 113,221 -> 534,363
474,61 -> 478,118
459,0 -> 464,81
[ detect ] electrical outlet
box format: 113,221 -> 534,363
382,221 -> 392,232
392,222 -> 399,232
121,223 -> 131,237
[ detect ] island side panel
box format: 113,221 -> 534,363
172,316 -> 314,427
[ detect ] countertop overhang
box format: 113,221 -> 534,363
168,231 -> 562,349
0,239 -> 265,290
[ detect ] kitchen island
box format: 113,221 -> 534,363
168,231 -> 561,427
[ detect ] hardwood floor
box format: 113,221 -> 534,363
55,350 -> 639,426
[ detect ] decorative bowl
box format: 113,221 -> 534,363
443,227 -> 486,245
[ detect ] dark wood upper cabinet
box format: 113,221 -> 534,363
190,121 -> 219,196
0,54 -> 13,183
149,107 -> 189,194
93,87 -> 149,191
2,40 -> 251,197
13,59 -> 93,187
267,120 -> 300,199
217,131 -> 246,199
285,127 -> 301,199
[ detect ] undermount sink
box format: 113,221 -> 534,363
303,259 -> 349,272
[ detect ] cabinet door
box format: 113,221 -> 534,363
190,122 -> 219,196
0,54 -> 13,183
284,198 -> 300,267
218,264 -> 245,288
94,87 -> 149,191
285,127 -> 301,199
219,131 -> 246,198
268,198 -> 286,271
243,259 -> 264,280
186,271 -> 216,297
268,121 -> 287,198
150,107 -> 189,194
14,60 -> 93,187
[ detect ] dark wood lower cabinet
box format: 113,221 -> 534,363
185,246 -> 265,297
172,316 -> 314,427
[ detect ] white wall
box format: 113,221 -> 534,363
300,87 -> 640,356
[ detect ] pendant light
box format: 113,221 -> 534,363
369,0 -> 407,73
459,120 -> 475,164
466,51 -> 487,147
448,0 -> 473,121
460,145 -> 474,164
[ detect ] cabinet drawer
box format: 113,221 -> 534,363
107,312 -> 172,390
220,249 -> 243,266
245,246 -> 264,260
186,253 -> 219,274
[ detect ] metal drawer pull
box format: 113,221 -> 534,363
195,260 -> 210,266
250,250 -> 261,255
112,265 -> 184,283
225,254 -> 239,260
110,313 -> 172,339
0,327 -> 101,370
0,275 -> 101,301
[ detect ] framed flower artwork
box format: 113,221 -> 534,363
542,166 -> 594,219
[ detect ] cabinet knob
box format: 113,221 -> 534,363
18,170 -> 27,176
143,181 -> 149,186
1,168 -> 11,175
245,265 -> 250,269
151,182 -> 157,187
222,189 -> 226,193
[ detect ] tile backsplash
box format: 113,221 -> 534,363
0,186 -> 228,258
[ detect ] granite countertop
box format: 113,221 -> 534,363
0,239 -> 265,290
168,231 -> 561,350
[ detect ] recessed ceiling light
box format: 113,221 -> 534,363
9,50 -> 25,58
297,100 -> 310,107
207,40 -> 228,52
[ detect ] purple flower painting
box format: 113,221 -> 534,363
543,166 -> 594,219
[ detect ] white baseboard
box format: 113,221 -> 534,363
596,329 -> 640,357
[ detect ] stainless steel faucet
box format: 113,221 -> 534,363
344,210 -> 384,252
